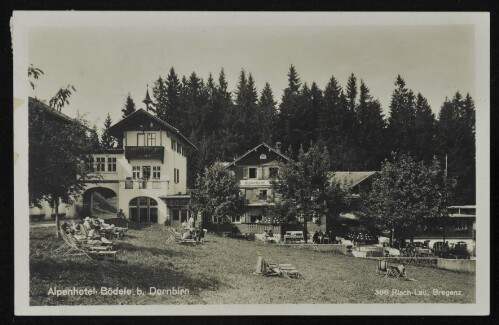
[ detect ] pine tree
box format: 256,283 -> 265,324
279,65 -> 302,156
258,82 -> 277,145
387,75 -> 416,155
413,93 -> 436,163
121,93 -> 136,118
165,67 -> 182,126
100,113 -> 115,149
436,92 -> 476,204
152,76 -> 168,122
356,80 -> 386,170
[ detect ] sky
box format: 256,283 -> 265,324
28,13 -> 475,132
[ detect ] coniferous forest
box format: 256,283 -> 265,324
117,65 -> 475,205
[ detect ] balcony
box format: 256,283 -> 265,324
125,146 -> 164,163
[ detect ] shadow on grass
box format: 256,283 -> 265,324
117,242 -> 185,257
30,253 -> 222,301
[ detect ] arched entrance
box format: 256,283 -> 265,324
82,187 -> 118,217
129,197 -> 158,223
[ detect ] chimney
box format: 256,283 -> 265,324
275,142 -> 281,153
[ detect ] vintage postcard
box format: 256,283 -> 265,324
12,11 -> 490,315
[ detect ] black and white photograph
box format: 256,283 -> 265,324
12,11 -> 490,315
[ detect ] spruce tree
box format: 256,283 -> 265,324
356,80 -> 386,170
121,93 -> 136,118
413,93 -> 436,163
258,82 -> 278,145
152,76 -> 168,122
279,65 -> 302,156
101,113 -> 115,149
165,67 -> 182,127
387,75 -> 416,155
436,92 -> 476,204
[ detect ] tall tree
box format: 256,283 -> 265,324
413,93 -> 436,163
165,67 -> 182,127
234,70 -> 260,151
387,75 -> 416,155
436,92 -> 476,204
278,65 -> 302,156
191,162 -> 247,232
258,82 -> 278,145
121,93 -> 137,118
101,113 -> 115,149
29,101 -> 95,237
356,80 -> 386,170
361,153 -> 455,245
272,143 -> 345,243
152,76 -> 168,122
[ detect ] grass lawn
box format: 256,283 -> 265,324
30,220 -> 475,305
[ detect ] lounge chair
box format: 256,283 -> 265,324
55,225 -> 118,260
166,228 -> 198,245
254,254 -> 302,279
376,260 -> 412,280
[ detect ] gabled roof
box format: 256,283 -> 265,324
329,171 -> 377,189
29,97 -> 83,126
108,108 -> 197,149
228,142 -> 292,167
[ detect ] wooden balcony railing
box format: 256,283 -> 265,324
125,146 -> 164,162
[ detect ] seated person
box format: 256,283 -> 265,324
312,231 -> 320,244
318,230 -> 324,244
182,229 -> 193,240
196,227 -> 204,242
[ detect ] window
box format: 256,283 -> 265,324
107,157 -> 116,172
174,168 -> 180,183
172,209 -> 180,221
125,178 -> 133,189
171,139 -> 176,151
231,215 -> 241,223
132,166 -> 141,179
137,133 -> 145,146
147,133 -> 156,146
152,166 -> 161,179
95,157 -> 105,172
249,167 -> 257,179
177,143 -> 182,154
455,219 -> 468,231
142,166 -> 151,180
259,190 -> 268,200
269,167 -> 279,178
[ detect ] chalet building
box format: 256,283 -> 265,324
413,205 -> 476,254
226,142 -> 291,224
80,89 -> 196,225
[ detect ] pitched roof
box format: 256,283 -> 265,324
329,171 -> 377,189
108,108 -> 197,149
228,142 -> 292,166
29,97 -> 82,126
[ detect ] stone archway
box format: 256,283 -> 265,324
82,187 -> 118,217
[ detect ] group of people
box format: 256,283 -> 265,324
181,225 -> 205,242
61,217 -> 114,246
312,230 -> 333,244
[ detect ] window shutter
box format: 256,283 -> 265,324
258,167 -> 263,180
263,167 -> 269,179
243,167 -> 248,179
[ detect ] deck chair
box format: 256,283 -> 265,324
56,226 -> 118,260
255,254 -> 302,279
376,260 -> 389,276
166,228 -> 197,245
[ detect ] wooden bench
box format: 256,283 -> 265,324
284,231 -> 304,244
